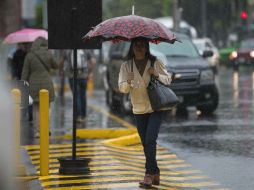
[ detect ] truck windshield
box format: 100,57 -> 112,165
150,38 -> 200,58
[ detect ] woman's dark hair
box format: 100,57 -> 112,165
126,37 -> 156,62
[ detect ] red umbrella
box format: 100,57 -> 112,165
83,15 -> 177,44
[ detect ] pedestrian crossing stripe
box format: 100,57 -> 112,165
35,159 -> 186,169
24,143 -> 96,150
40,174 -> 208,183
40,177 -> 218,188
44,182 -> 179,190
23,143 -> 228,190
27,146 -> 170,156
31,157 -> 186,166
29,151 -> 177,160
37,164 -> 191,175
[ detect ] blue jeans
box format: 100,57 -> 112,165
69,78 -> 87,117
134,111 -> 164,175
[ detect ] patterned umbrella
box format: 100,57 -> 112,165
83,15 -> 177,44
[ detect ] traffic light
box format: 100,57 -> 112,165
241,11 -> 248,26
241,11 -> 248,20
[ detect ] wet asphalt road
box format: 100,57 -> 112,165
158,66 -> 254,190
21,65 -> 254,190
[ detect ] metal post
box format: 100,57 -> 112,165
58,4 -> 90,176
72,48 -> 77,160
39,89 -> 49,176
173,0 -> 180,32
201,0 -> 207,37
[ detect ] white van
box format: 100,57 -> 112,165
155,16 -> 198,39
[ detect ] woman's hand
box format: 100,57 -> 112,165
148,67 -> 159,78
127,72 -> 134,84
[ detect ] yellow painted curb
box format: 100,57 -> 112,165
77,128 -> 137,139
102,133 -> 141,146
59,128 -> 137,139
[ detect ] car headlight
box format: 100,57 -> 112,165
229,51 -> 238,60
250,51 -> 254,58
200,69 -> 214,84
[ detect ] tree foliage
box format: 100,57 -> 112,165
35,4 -> 43,28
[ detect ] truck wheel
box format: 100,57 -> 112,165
197,88 -> 219,114
176,105 -> 188,117
233,63 -> 239,71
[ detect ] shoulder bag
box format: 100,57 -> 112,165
32,52 -> 50,72
147,59 -> 180,111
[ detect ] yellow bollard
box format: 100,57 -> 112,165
39,89 -> 49,176
11,89 -> 22,168
87,77 -> 94,97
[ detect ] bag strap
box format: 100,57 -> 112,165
131,59 -> 133,72
150,58 -> 155,67
150,58 -> 156,81
32,52 -> 50,72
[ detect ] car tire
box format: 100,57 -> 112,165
176,105 -> 188,117
197,87 -> 219,114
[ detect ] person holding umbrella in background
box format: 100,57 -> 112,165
12,42 -> 31,80
4,28 -> 49,123
4,29 -> 48,80
21,37 -> 58,137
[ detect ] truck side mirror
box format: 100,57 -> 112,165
202,50 -> 214,58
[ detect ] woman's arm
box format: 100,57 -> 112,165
154,59 -> 172,85
118,62 -> 131,93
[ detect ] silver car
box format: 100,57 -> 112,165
193,38 -> 220,74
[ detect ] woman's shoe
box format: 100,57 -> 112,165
139,174 -> 154,187
152,173 -> 160,185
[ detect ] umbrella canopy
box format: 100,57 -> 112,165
3,28 -> 48,44
83,15 -> 177,44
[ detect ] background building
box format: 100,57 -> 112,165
0,0 -> 38,38
0,0 -> 21,38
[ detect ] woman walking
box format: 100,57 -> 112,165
118,37 -> 172,187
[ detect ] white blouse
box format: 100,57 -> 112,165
118,58 -> 172,114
